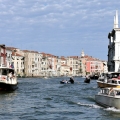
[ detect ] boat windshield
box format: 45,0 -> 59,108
0,69 -> 15,75
106,72 -> 120,79
1,69 -> 7,75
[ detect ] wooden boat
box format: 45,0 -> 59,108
84,78 -> 90,83
60,80 -> 69,84
95,87 -> 120,109
97,72 -> 120,88
60,77 -> 74,84
0,65 -> 18,91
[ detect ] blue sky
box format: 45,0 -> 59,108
0,0 -> 120,60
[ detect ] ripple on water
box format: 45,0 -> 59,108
0,77 -> 118,120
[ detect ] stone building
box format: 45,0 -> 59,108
23,50 -> 42,77
12,52 -> 24,77
6,47 -> 13,68
67,56 -> 79,76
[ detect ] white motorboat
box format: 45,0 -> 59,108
95,87 -> 120,109
0,65 -> 18,91
97,72 -> 120,88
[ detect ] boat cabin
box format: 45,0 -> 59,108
99,72 -> 120,81
0,67 -> 15,76
100,88 -> 120,96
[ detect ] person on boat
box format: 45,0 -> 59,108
86,75 -> 90,79
84,75 -> 90,83
118,76 -> 120,79
60,79 -> 68,84
108,88 -> 116,95
8,72 -> 13,80
69,77 -> 74,84
63,80 -> 68,83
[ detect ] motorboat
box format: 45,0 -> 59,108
97,72 -> 120,88
0,65 -> 18,91
95,87 -> 120,109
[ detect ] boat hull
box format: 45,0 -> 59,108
0,82 -> 18,91
95,94 -> 120,109
84,78 -> 90,83
97,81 -> 120,88
60,81 -> 71,84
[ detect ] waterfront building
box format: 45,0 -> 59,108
56,56 -> 61,76
23,50 -> 42,77
12,51 -> 24,77
67,56 -> 79,76
46,54 -> 58,77
40,53 -> 52,77
5,47 -> 25,76
6,47 -> 13,68
79,50 -> 105,76
2,45 -> 106,77
86,57 -> 104,75
60,64 -> 70,76
40,53 -> 62,77
108,10 -> 120,72
60,56 -> 68,76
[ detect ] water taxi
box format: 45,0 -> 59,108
95,87 -> 120,109
0,65 -> 18,91
97,72 -> 120,88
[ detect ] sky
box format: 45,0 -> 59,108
0,0 -> 120,61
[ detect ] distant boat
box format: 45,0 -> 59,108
95,87 -> 120,109
90,74 -> 99,80
84,75 -> 90,83
44,76 -> 48,79
0,65 -> 18,91
84,78 -> 90,83
60,80 -> 69,84
60,77 -> 74,84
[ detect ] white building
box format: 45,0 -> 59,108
6,47 -> 12,68
108,10 -> 120,72
12,51 -> 24,76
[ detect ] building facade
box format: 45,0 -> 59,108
108,10 -> 120,72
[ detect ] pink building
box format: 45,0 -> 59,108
83,55 -> 104,75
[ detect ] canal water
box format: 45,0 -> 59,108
0,77 -> 120,120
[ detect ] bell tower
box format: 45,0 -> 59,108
114,10 -> 118,28
81,50 -> 85,57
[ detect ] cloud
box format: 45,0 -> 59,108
0,0 -> 120,60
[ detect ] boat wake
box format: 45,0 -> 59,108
77,102 -> 101,109
105,107 -> 120,113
